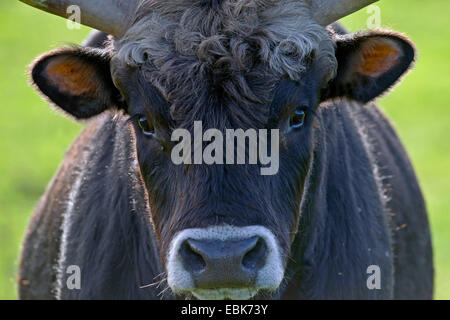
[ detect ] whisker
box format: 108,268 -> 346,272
140,274 -> 168,289
153,272 -> 166,280
158,286 -> 171,300
139,282 -> 157,289
156,277 -> 168,289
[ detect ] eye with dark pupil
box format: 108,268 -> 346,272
290,109 -> 306,128
138,116 -> 155,136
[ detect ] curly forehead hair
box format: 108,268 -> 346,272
112,0 -> 337,123
116,0 -> 336,75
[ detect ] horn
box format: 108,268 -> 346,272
18,0 -> 139,37
310,0 -> 379,26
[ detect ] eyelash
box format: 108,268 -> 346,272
126,114 -> 141,124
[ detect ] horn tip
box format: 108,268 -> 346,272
20,0 -> 49,9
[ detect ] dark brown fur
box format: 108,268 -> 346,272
18,2 -> 433,299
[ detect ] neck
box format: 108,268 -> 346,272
282,101 -> 394,299
56,113 -> 165,299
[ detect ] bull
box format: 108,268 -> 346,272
17,0 -> 433,299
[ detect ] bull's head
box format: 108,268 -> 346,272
22,0 -> 415,299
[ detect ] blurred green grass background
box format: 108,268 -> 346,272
0,1 -> 449,299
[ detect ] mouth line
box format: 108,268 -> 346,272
189,287 -> 259,300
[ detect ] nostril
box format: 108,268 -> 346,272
179,236 -> 267,287
242,237 -> 267,272
179,240 -> 206,275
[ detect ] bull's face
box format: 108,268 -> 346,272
29,2 -> 415,300
114,62 -> 322,299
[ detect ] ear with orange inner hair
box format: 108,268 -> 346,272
31,47 -> 122,119
324,30 -> 416,103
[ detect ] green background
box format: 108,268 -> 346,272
0,1 -> 449,299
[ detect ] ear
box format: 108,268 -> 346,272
31,47 -> 122,119
325,30 -> 416,103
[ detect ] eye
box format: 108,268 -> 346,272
137,115 -> 155,136
289,108 -> 306,129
